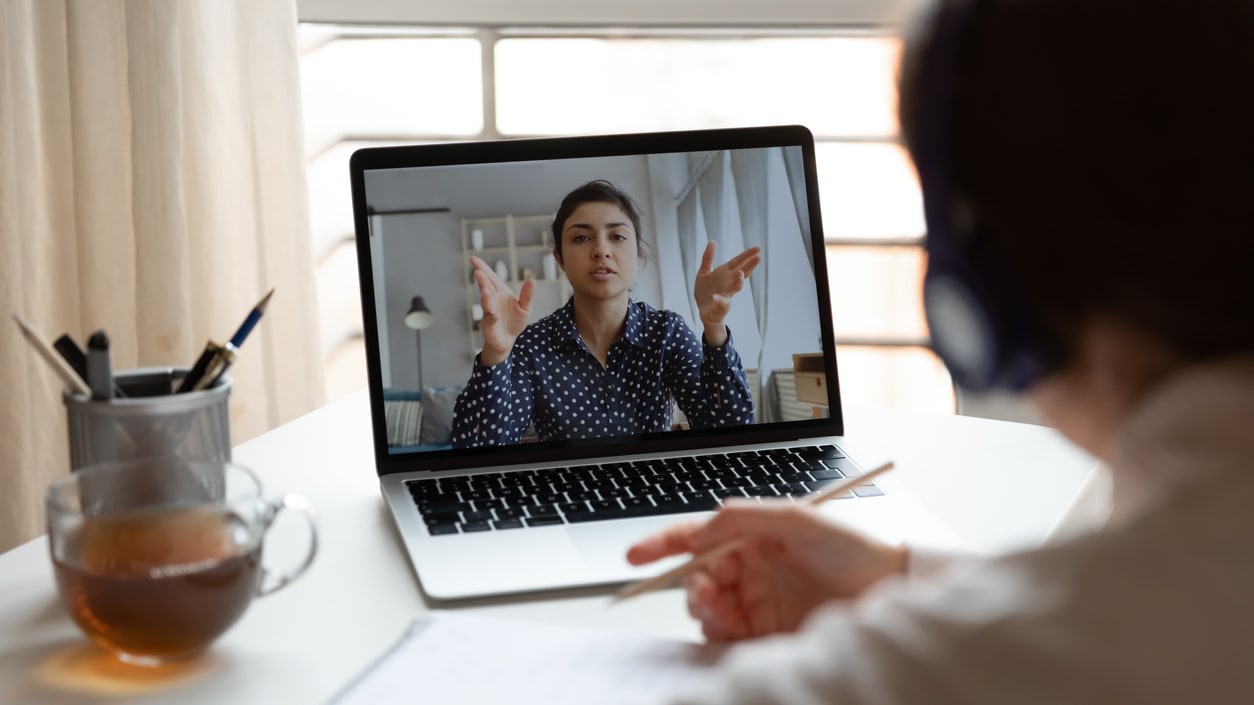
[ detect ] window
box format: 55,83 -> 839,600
298,20 -> 953,414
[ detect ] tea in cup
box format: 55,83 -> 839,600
46,459 -> 317,666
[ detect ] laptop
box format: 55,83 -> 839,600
349,125 -> 959,601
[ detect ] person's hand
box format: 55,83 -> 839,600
693,243 -> 761,345
626,500 -> 908,642
471,256 -> 535,365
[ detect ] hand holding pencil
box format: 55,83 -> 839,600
621,462 -> 908,642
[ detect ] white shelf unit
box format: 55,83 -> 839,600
461,214 -> 571,359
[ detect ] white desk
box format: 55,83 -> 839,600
0,390 -> 1096,704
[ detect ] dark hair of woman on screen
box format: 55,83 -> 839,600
451,180 -> 763,447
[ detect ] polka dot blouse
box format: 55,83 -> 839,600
451,298 -> 755,447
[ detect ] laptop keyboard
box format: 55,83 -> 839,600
406,445 -> 883,536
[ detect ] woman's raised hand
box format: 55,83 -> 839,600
471,255 -> 535,366
625,501 -> 908,643
693,243 -> 762,337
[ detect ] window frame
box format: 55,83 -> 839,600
295,0 -> 920,28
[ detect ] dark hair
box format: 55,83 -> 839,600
551,180 -> 651,265
900,0 -> 1254,364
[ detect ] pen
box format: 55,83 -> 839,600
86,331 -> 115,401
611,461 -> 896,604
193,342 -> 236,392
12,314 -> 92,397
176,288 -> 274,393
228,288 -> 274,349
52,334 -> 89,384
56,333 -> 127,398
177,341 -> 221,393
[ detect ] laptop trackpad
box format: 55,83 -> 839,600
568,514 -> 713,577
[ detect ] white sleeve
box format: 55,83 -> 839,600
904,545 -> 968,580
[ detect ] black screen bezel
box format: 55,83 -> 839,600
349,125 -> 845,476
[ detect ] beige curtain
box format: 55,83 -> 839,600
0,0 -> 325,553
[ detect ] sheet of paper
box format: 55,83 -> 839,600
330,611 -> 723,705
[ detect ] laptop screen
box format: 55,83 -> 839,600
350,126 -> 843,473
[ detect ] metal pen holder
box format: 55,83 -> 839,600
63,367 -> 232,471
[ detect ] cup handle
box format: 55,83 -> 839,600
255,494 -> 319,597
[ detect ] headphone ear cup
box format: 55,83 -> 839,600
924,270 -> 999,390
923,227 -> 1047,392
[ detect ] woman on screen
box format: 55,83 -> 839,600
451,180 -> 759,447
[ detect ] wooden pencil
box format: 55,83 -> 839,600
612,460 -> 895,604
12,314 -> 92,397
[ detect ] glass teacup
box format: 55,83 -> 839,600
46,458 -> 317,666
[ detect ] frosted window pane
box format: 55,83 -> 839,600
825,246 -> 927,340
301,38 -> 483,151
835,346 -> 954,414
816,143 -> 923,238
496,37 -> 899,137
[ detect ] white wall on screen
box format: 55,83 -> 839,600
369,213 -> 391,389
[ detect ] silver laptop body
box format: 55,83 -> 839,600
350,126 -> 958,601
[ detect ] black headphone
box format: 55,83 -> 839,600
912,0 -> 1047,392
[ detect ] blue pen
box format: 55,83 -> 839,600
177,288 -> 274,393
229,288 -> 275,349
